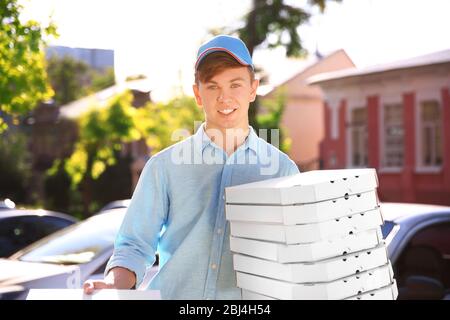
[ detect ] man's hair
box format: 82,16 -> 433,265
195,51 -> 255,85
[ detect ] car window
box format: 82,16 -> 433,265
395,222 -> 450,300
13,211 -> 124,265
0,216 -> 74,257
0,217 -> 23,257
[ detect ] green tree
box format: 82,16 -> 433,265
44,159 -> 76,215
136,95 -> 203,153
90,153 -> 132,212
63,91 -> 140,216
257,87 -> 291,153
0,0 -> 57,131
0,130 -> 32,203
59,91 -> 203,217
46,56 -> 116,106
46,55 -> 90,105
90,66 -> 115,93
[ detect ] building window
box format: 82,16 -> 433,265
420,100 -> 442,167
383,103 -> 404,168
350,107 -> 368,167
329,152 -> 337,168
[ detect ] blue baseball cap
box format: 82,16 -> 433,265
195,35 -> 254,70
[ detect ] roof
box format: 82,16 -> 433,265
58,79 -> 152,120
308,49 -> 450,85
258,49 -> 355,97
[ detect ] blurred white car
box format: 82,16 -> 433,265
0,208 -> 158,300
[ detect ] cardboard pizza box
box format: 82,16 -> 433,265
225,168 -> 378,205
242,280 -> 398,300
345,280 -> 398,300
230,228 -> 383,263
233,244 -> 389,283
26,289 -> 161,300
226,190 -> 379,225
235,263 -> 394,300
230,207 -> 384,244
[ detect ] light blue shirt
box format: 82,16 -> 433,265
105,123 -> 300,299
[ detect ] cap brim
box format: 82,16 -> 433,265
195,47 -> 252,70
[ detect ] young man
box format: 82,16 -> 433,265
83,35 -> 299,299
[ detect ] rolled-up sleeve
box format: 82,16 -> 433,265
104,156 -> 169,287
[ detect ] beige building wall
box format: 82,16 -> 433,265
263,50 -> 355,170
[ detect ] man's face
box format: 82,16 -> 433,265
193,66 -> 259,132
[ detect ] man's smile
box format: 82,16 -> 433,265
218,107 -> 237,115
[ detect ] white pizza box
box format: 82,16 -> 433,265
236,263 -> 394,300
230,228 -> 383,263
225,168 -> 378,205
242,280 -> 398,300
242,290 -> 276,300
230,207 -> 384,244
345,280 -> 398,300
226,190 -> 379,225
233,244 -> 388,283
26,289 -> 161,300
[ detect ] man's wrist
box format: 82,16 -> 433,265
107,266 -> 137,289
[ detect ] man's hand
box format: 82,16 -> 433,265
83,279 -> 115,294
83,267 -> 137,295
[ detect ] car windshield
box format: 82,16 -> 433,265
11,210 -> 125,265
381,220 -> 395,239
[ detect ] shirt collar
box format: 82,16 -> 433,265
193,122 -> 258,154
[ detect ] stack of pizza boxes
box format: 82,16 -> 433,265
225,168 -> 398,300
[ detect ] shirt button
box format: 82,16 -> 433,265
217,228 -> 222,234
222,195 -> 225,200
211,264 -> 217,270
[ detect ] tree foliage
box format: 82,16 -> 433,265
238,0 -> 341,56
46,55 -> 116,106
65,92 -> 138,185
0,130 -> 32,203
0,0 -> 57,131
55,91 -> 203,216
46,55 -> 90,105
257,87 -> 291,153
90,66 -> 115,93
135,95 -> 204,153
